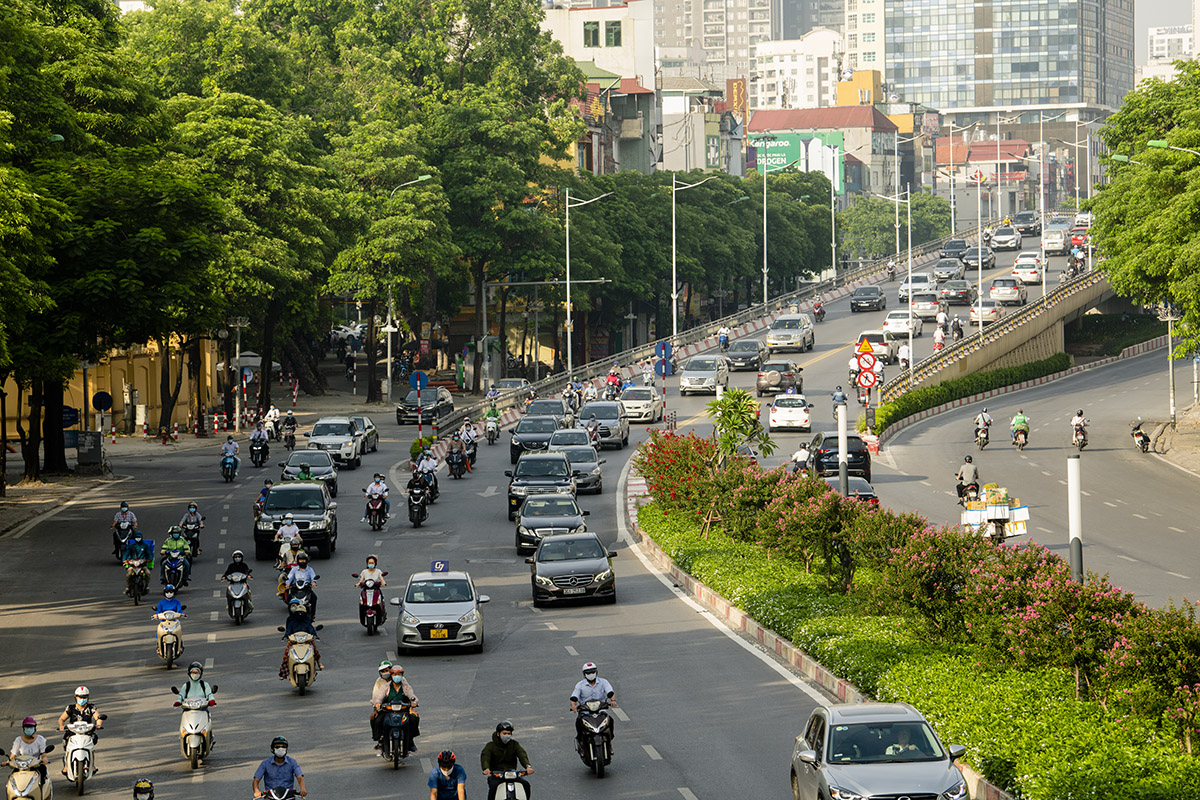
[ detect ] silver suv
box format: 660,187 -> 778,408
765,314 -> 815,353
305,416 -> 364,468
791,703 -> 968,800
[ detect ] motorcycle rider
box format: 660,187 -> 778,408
265,404 -> 281,439
219,435 -> 241,476
362,473 -> 391,521
481,721 -> 533,800
897,341 -> 912,369
56,687 -> 102,753
358,554 -> 387,589
447,434 -> 472,473
955,455 -> 979,505
369,660 -> 394,746
134,778 -> 155,800
461,421 -> 478,451
112,501 -> 138,553
222,550 -> 254,612
4,716 -> 49,787
275,513 -> 300,546
406,469 -> 428,497
935,308 -> 949,334
373,664 -> 419,753
584,380 -> 599,402
155,585 -> 183,615
179,502 -> 205,554
932,324 -> 946,350
416,449 -> 439,493
717,324 -> 731,349
285,552 -> 318,618
1011,408 -> 1031,443
887,258 -> 897,279
570,662 -> 617,747
430,750 -> 467,800
160,525 -> 192,586
1071,409 -> 1088,446
122,530 -> 155,595
974,408 -> 993,440
278,602 -> 324,678
281,410 -> 298,445
249,422 -> 270,460
831,385 -> 848,410
295,461 -> 314,481
951,316 -> 964,341
252,736 -> 307,799
178,661 -> 215,705
484,403 -> 502,423
604,368 -> 622,397
256,480 -> 273,514
790,442 -> 811,474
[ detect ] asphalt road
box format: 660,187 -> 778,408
0,244 -> 1077,799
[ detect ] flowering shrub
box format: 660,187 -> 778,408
631,430 -> 717,512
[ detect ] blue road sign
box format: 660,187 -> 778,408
655,358 -> 674,378
92,391 -> 113,412
409,370 -> 429,391
62,406 -> 80,428
430,560 -> 449,573
654,341 -> 674,360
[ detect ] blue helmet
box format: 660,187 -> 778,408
163,585 -> 177,597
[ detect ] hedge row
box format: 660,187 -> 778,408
863,352 -> 1071,436
637,504 -> 1200,800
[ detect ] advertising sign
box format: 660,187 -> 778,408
751,132 -> 846,194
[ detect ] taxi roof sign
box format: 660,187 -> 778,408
855,338 -> 875,355
430,560 -> 449,573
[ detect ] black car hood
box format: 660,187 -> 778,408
511,475 -> 572,487
513,432 -> 555,446
518,513 -> 585,529
533,556 -> 608,578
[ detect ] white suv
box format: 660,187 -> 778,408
306,416 -> 364,469
898,272 -> 935,303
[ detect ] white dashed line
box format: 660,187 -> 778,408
217,558 -> 225,565
679,789 -> 700,800
420,758 -> 432,772
565,646 -> 578,656
919,480 -> 931,486
1036,527 -> 1053,533
221,516 -> 229,522
1151,511 -> 1163,517
1081,491 -> 1091,497
209,611 -> 219,621
1058,480 -> 1067,485
643,745 -> 662,760
204,658 -> 214,669
544,622 -> 558,630
211,590 -> 221,598
1168,572 -> 1191,579
387,651 -> 397,662
1103,502 -> 1118,508
223,504 -> 230,510
612,707 -> 630,722
375,540 -> 382,547
1041,471 -> 1052,476
1170,527 -> 1186,533
1133,513 -> 1148,520
219,543 -> 227,550
191,772 -> 202,783
220,528 -> 228,535
1118,555 -> 1138,562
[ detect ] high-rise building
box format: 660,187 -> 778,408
776,0 -> 845,40
652,0 -> 771,80
1148,25 -> 1192,60
751,29 -> 843,110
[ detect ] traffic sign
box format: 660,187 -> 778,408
430,560 -> 449,573
654,341 -> 674,359
62,406 -> 80,429
857,369 -> 878,389
241,366 -> 255,383
92,391 -> 113,412
655,358 -> 674,378
409,370 -> 429,390
856,352 -> 877,372
855,338 -> 875,355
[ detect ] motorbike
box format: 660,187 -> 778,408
952,325 -> 964,342
585,421 -> 601,449
447,450 -> 467,480
718,332 -> 729,352
602,383 -> 620,401
975,425 -> 990,451
1073,422 -> 1089,451
0,744 -> 54,800
353,572 -> 389,635
641,368 -> 655,387
223,573 -> 253,624
112,520 -> 135,562
419,470 -> 440,503
486,418 -> 499,445
250,440 -> 269,468
264,789 -> 298,800
155,608 -> 187,668
492,770 -> 531,800
1013,426 -> 1029,450
378,702 -> 413,768
408,485 -> 429,528
364,491 -> 388,530
465,438 -> 478,466
286,578 -> 318,620
62,716 -> 104,794
575,699 -> 614,778
220,454 -> 237,482
171,686 -> 217,769
1132,419 -> 1150,453
283,427 -> 297,451
163,550 -> 188,589
812,301 -> 826,323
182,519 -> 203,558
125,557 -> 151,605
957,479 -> 980,506
886,263 -> 896,281
278,626 -> 322,695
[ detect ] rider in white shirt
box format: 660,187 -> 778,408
584,382 -> 599,401
974,408 -> 993,438
1071,410 -> 1088,445
460,421 -> 478,447
897,342 -> 912,366
362,474 -> 390,521
416,450 -> 439,492
219,436 -> 241,474
265,405 -> 281,437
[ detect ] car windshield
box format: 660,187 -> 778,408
774,396 -> 808,408
403,390 -> 435,404
516,418 -> 557,433
729,340 -> 760,352
528,401 -> 562,415
770,318 -> 804,330
859,334 -> 885,344
945,239 -> 966,248
580,405 -> 619,421
515,459 -> 569,478
496,379 -> 526,389
561,447 -> 599,464
885,311 -> 909,321
685,358 -> 717,370
522,497 -> 581,516
996,227 -> 1016,236
405,579 -> 474,604
264,488 -> 325,511
853,287 -> 881,296
312,422 -> 353,437
978,301 -> 998,309
944,282 -> 969,289
537,538 -> 606,562
287,452 -> 332,467
621,389 -> 654,400
827,721 -> 945,764
551,431 -> 589,443
762,362 -> 792,372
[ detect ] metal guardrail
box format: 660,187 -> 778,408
428,222 -> 995,435
879,267 -> 1109,403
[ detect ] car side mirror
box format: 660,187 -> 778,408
582,510 -> 591,516
525,557 -> 535,564
479,595 -> 490,604
303,432 -> 311,437
315,624 -> 324,631
389,598 -> 401,606
599,459 -> 607,465
328,503 -> 337,509
504,470 -> 513,477
608,551 -> 618,558
797,749 -> 818,765
278,462 -> 285,468
948,744 -> 966,761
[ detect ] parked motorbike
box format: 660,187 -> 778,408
575,699 -> 614,778
447,450 -> 467,480
975,424 -> 990,451
112,520 -> 135,562
223,573 -> 252,624
63,716 -> 105,794
1132,419 -> 1150,453
182,519 -> 203,558
353,572 -> 388,635
155,608 -> 187,668
408,485 -> 429,528
171,686 -> 217,769
220,454 -> 237,482
378,702 -> 412,768
0,744 -> 54,800
278,626 -> 322,695
125,557 -> 151,605
486,418 -> 499,445
251,440 -> 269,468
163,550 -> 188,590
812,301 -> 826,323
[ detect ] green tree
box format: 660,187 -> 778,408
838,191 -> 950,263
706,387 -> 776,460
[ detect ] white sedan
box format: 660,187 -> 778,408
619,386 -> 662,422
1012,252 -> 1043,285
881,310 -> 924,338
768,394 -> 813,432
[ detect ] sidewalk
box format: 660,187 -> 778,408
1154,404 -> 1200,476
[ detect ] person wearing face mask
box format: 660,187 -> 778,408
57,687 -> 102,755
4,716 -> 49,787
570,662 -> 616,747
429,750 -> 466,800
480,721 -> 533,800
155,585 -> 183,615
279,601 -> 324,678
362,474 -> 391,522
372,665 -> 419,754
178,661 -> 216,704
357,555 -> 387,623
223,549 -> 253,580
122,529 -> 155,596
252,736 -> 306,799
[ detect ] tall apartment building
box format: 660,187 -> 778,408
750,29 -> 843,110
777,0 -> 845,40
1148,24 -> 1193,60
653,0 -> 771,80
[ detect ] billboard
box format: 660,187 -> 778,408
750,131 -> 846,194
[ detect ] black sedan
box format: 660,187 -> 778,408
396,387 -> 455,424
525,398 -> 569,423
726,338 -> 768,371
509,415 -> 561,464
939,239 -> 969,260
961,246 -> 996,270
515,496 -> 589,553
822,475 -> 879,504
938,280 -> 977,306
526,532 -> 616,606
805,432 -> 871,481
849,286 -> 887,312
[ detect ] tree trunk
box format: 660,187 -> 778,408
258,296 -> 283,411
472,259 -> 485,393
191,337 -> 204,433
284,337 -> 325,397
41,379 -> 69,473
20,379 -> 42,482
0,369 -> 8,495
366,297 -> 381,403
157,336 -> 188,432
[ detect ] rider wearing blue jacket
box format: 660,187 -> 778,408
155,586 -> 183,615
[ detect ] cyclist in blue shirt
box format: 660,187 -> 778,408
252,736 -> 306,798
429,750 -> 466,800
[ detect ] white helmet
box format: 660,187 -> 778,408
581,662 -> 598,677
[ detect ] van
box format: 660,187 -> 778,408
1042,228 -> 1068,255
764,313 -> 815,353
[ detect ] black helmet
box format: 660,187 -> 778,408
271,736 -> 288,750
1077,409 -> 1084,417
133,778 -> 154,800
437,750 -> 456,767
188,661 -> 203,678
835,385 -> 842,392
964,455 -> 973,463
496,720 -> 514,733
297,552 -> 309,564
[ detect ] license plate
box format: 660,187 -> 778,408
562,587 -> 586,595
429,629 -> 449,639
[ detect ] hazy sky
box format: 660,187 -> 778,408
1137,0 -> 1193,62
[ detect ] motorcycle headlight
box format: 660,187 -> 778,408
534,575 -> 555,588
458,608 -> 479,624
594,568 -> 613,582
511,486 -> 528,497
942,780 -> 968,800
400,610 -> 420,625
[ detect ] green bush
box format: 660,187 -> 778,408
1065,313 -> 1166,356
869,352 -> 1071,435
409,436 -> 436,461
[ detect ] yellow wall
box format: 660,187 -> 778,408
888,112 -> 915,134
836,70 -> 882,106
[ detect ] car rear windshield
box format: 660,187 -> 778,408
992,279 -> 1016,287
515,458 -> 569,477
516,418 -> 557,434
770,317 -> 805,330
912,294 -> 938,303
858,334 -> 886,344
729,340 -> 760,351
580,405 -> 619,421
403,390 -> 437,404
287,451 -> 333,467
561,447 -> 599,464
527,401 -> 563,415
827,721 -> 945,764
761,362 -> 794,372
537,538 -> 606,561
312,422 -> 353,437
405,579 -> 473,604
945,239 -> 966,248
551,430 -> 589,443
522,497 -> 580,516
774,397 -> 808,408
685,358 -> 717,370
944,282 -> 969,289
264,488 -> 324,511
621,388 -> 654,400
885,311 -> 909,320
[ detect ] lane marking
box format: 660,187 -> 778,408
375,540 -> 383,547
217,558 -> 225,565
207,633 -> 216,643
1036,527 -> 1053,533
643,745 -> 662,760
919,480 -> 931,486
565,645 -> 578,656
387,651 -> 397,662
1168,571 -> 1191,580
1151,511 -> 1163,517
192,772 -> 202,784
209,611 -> 219,621
1058,480 -> 1067,485
1170,527 -> 1186,533
219,543 -> 227,550
1118,555 -> 1138,562
613,706 -> 630,722
221,516 -> 229,522
1103,501 -> 1118,508
204,657 -> 214,669
1081,491 -> 1091,497
544,622 -> 558,630
1132,513 -> 1148,520
679,789 -> 700,800
211,590 -> 221,598
220,528 -> 228,535
420,757 -> 432,773
1041,471 -> 1052,476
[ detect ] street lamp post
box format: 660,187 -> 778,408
969,170 -> 986,338
872,189 -> 913,378
227,316 -> 249,433
382,175 -> 431,402
671,174 -> 717,342
995,114 -> 1019,221
946,121 -> 979,233
564,188 -> 612,379
894,132 -> 919,259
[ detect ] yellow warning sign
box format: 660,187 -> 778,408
856,338 -> 875,355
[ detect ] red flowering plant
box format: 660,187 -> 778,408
631,430 -> 717,513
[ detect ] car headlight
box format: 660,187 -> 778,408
594,568 -> 613,582
458,608 -> 479,624
517,525 -> 531,536
942,781 -> 968,800
257,519 -> 274,531
511,486 -> 528,497
828,789 -> 865,800
534,575 -> 555,588
400,610 -> 420,625
511,436 -> 521,445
